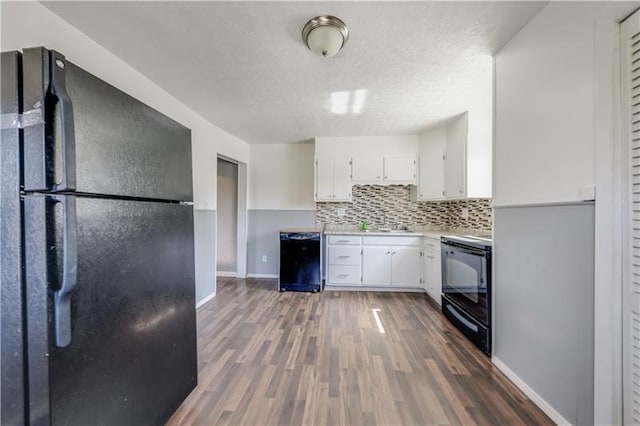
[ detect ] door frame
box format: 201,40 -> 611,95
216,154 -> 248,279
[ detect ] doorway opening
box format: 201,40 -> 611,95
216,156 -> 248,279
217,158 -> 238,276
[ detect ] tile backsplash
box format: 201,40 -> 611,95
316,185 -> 492,230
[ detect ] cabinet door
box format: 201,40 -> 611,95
422,251 -> 430,292
418,129 -> 446,200
445,113 -> 467,198
425,247 -> 442,304
384,157 -> 416,184
362,247 -> 391,286
332,157 -> 352,201
352,157 -> 383,183
391,247 -> 422,287
315,158 -> 334,201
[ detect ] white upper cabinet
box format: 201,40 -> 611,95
315,158 -> 334,201
350,156 -> 416,185
332,158 -> 353,200
415,128 -> 446,201
315,156 -> 352,201
413,112 -> 491,201
383,157 -> 416,184
445,113 -> 467,199
352,157 -> 383,183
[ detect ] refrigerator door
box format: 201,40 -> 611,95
21,47 -> 193,201
23,195 -> 197,425
1,50 -> 25,425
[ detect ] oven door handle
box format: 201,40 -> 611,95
441,243 -> 486,257
446,304 -> 478,332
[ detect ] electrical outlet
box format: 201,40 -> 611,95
262,255 -> 267,263
336,208 -> 346,217
461,208 -> 469,219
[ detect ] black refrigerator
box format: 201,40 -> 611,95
1,47 -> 197,425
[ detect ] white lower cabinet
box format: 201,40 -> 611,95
361,240 -> 421,288
362,247 -> 392,286
362,246 -> 422,287
391,247 -> 422,287
326,234 -> 424,290
422,238 -> 442,304
326,238 -> 362,286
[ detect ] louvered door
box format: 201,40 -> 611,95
622,12 -> 640,425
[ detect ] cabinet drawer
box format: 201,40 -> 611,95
328,265 -> 362,285
423,237 -> 441,249
362,236 -> 422,246
327,235 -> 361,245
328,246 -> 361,266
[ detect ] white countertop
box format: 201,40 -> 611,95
322,225 -> 491,239
323,229 -> 425,237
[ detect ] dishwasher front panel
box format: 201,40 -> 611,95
279,232 -> 321,292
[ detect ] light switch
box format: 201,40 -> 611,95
336,208 -> 346,217
461,208 -> 469,219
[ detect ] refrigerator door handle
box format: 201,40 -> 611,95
51,195 -> 78,348
49,50 -> 77,192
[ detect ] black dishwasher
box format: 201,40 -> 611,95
279,229 -> 322,292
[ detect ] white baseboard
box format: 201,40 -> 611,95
324,286 -> 426,293
195,292 -> 216,309
216,271 -> 237,277
492,356 -> 570,425
246,273 -> 279,279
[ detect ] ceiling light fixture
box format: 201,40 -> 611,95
302,15 -> 349,58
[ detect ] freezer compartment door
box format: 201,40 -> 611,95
23,195 -> 197,425
1,50 -> 26,426
21,47 -> 193,201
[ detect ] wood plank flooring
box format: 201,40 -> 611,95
167,278 -> 551,426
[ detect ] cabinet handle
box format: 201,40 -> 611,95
386,251 -> 391,255
337,274 -> 349,278
337,240 -> 349,243
377,176 -> 380,179
384,176 -> 388,179
392,251 -> 397,255
337,255 -> 350,259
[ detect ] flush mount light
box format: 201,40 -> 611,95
302,15 -> 349,58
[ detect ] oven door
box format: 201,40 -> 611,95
441,242 -> 489,325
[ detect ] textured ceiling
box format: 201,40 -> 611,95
43,1 -> 546,144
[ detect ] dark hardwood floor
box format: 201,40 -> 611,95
167,278 -> 551,425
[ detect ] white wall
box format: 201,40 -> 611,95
314,135 -> 419,158
494,2 -> 637,424
1,1 -> 251,303
248,142 -> 315,210
494,3 -> 599,206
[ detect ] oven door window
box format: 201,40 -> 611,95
445,254 -> 483,302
